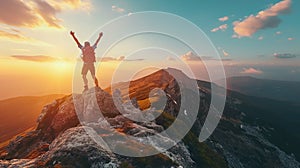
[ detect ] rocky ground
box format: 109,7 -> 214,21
0,68 -> 299,168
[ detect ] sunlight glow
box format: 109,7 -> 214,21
52,61 -> 72,71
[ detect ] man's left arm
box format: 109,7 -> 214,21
93,32 -> 103,49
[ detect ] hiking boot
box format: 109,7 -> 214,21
94,78 -> 99,87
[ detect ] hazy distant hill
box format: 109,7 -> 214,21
223,76 -> 300,102
0,94 -> 65,144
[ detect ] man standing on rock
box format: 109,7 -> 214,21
70,31 -> 103,92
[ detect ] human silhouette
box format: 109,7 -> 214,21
70,31 -> 103,91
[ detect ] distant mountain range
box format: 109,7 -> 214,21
0,69 -> 299,167
223,76 -> 300,102
0,94 -> 65,146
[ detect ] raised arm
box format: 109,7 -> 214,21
93,32 -> 103,48
70,31 -> 82,48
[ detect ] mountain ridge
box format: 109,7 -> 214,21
0,68 -> 299,167
221,76 -> 300,102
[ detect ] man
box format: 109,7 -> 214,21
70,31 -> 103,91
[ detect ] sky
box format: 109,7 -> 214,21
0,0 -> 299,99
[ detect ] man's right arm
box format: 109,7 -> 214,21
70,31 -> 82,48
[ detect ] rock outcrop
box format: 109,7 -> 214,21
0,85 -> 199,167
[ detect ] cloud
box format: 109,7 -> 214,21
241,68 -> 263,74
288,37 -> 294,41
233,0 -> 292,37
181,51 -> 232,62
258,36 -> 264,40
276,31 -> 282,35
117,56 -> 125,61
9,28 -> 22,34
218,58 -> 233,62
231,34 -> 240,39
100,56 -> 124,62
112,5 -> 125,13
0,30 -> 32,41
218,47 -> 230,57
219,16 -> 229,22
99,56 -> 144,62
0,0 -> 92,29
124,58 -> 145,62
222,49 -> 230,56
11,55 -> 63,62
53,0 -> 92,10
12,48 -> 31,52
0,29 -> 52,46
0,0 -> 41,28
166,56 -> 175,61
35,0 -> 62,28
273,53 -> 297,59
181,51 -> 201,61
211,24 -> 228,32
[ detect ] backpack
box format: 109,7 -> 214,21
82,46 -> 96,63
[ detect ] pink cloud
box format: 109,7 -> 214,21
166,56 -> 175,61
241,68 -> 263,74
0,0 -> 40,28
0,29 -> 52,45
233,0 -> 291,37
219,16 -> 229,22
181,51 -> 201,61
35,0 -> 62,28
11,55 -> 61,62
0,30 -> 31,41
288,37 -> 294,41
99,56 -> 143,62
0,0 -> 91,29
211,24 -> 228,32
112,5 -> 125,13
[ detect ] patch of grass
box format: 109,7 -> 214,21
126,153 -> 176,168
183,132 -> 228,168
156,111 -> 228,168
